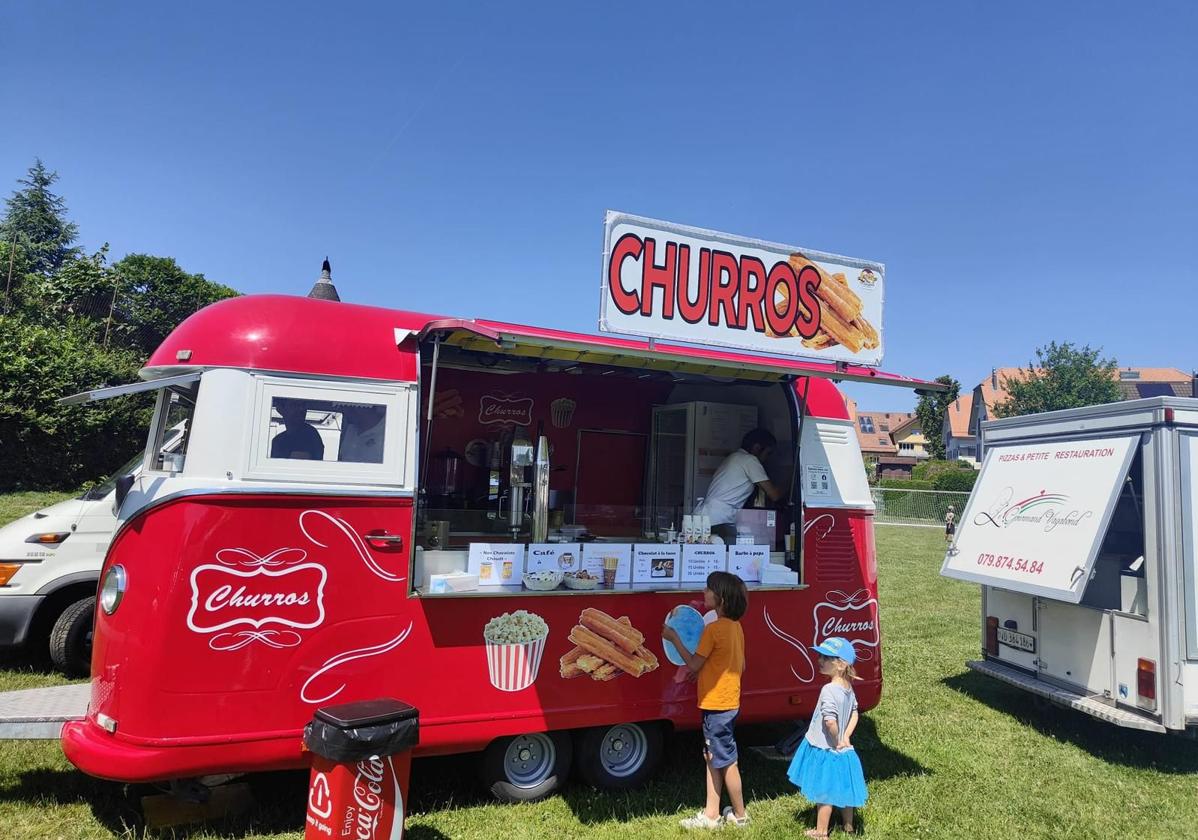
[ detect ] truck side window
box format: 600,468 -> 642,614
152,383 -> 199,472
268,398 -> 386,465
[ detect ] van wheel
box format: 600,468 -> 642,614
481,732 -> 572,803
576,722 -> 663,790
49,598 -> 94,677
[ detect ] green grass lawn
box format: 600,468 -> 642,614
0,507 -> 1192,838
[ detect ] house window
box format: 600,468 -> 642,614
878,437 -> 889,446
899,443 -> 914,452
858,416 -> 875,434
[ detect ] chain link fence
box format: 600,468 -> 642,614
871,487 -> 971,528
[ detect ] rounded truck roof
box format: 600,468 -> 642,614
145,294 -> 851,420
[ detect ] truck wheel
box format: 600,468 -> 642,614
49,597 -> 94,677
575,722 -> 663,790
481,731 -> 572,803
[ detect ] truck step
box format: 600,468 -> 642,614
0,682 -> 89,739
967,660 -> 1166,733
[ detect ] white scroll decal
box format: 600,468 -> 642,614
764,588 -> 880,683
301,623 -> 415,705
300,509 -> 406,583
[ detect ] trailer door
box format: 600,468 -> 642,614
942,435 -> 1138,603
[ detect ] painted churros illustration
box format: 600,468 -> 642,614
559,608 -> 659,681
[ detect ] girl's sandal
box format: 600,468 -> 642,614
803,831 -> 828,839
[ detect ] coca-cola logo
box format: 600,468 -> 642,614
349,757 -> 394,840
479,395 -> 534,426
188,563 -> 327,634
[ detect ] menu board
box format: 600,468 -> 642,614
633,544 -> 681,584
468,543 -> 523,587
581,544 -> 632,585
728,545 -> 769,583
526,543 -> 583,574
682,544 -> 726,583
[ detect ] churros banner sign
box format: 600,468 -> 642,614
600,211 -> 884,365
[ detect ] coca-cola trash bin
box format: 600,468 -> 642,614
303,697 -> 419,840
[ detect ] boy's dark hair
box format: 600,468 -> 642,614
706,571 -> 748,621
741,428 -> 776,453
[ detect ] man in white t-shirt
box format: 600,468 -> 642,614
338,405 -> 386,464
696,428 -> 785,544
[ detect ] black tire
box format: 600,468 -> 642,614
481,731 -> 573,803
575,721 -> 663,791
49,597 -> 94,677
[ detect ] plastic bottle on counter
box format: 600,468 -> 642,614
700,515 -> 712,544
681,515 -> 693,544
666,522 -> 677,544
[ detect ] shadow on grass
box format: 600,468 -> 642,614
560,718 -> 927,826
944,670 -> 1198,773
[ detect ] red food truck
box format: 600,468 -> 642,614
59,213 -> 939,803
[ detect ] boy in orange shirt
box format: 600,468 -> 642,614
663,571 -> 749,829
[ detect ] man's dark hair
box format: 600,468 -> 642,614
706,571 -> 749,621
741,428 -> 776,453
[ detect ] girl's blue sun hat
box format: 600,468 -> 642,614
812,636 -> 857,665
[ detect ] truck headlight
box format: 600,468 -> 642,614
100,565 -> 127,615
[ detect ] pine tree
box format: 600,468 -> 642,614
1,159 -> 80,276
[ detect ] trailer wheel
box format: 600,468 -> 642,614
482,731 -> 572,802
49,597 -> 94,678
576,722 -> 663,790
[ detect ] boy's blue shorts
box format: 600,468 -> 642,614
701,708 -> 740,769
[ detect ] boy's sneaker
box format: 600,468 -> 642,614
721,806 -> 751,828
679,811 -> 721,830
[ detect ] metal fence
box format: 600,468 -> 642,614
870,488 -> 971,528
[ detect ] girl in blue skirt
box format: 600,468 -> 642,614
787,637 -> 867,837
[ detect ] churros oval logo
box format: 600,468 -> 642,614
479,395 -> 534,426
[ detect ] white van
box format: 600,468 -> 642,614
0,457 -> 138,676
942,397 -> 1198,734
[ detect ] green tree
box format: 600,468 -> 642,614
993,342 -> 1120,418
0,318 -> 149,491
109,254 -> 238,355
0,160 -> 79,278
914,375 -> 960,460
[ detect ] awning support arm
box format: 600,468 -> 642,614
420,334 -> 443,493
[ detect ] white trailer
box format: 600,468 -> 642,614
941,396 -> 1198,734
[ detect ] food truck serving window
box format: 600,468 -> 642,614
941,435 -> 1139,603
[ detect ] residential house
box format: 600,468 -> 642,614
970,366 -> 1195,461
943,394 -> 976,465
853,411 -> 911,458
891,415 -> 929,459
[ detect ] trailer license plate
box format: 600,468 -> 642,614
997,627 -> 1035,653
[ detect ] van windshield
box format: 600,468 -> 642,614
80,452 -> 145,501
79,422 -> 187,500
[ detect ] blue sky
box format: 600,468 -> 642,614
4,1 -> 1195,411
